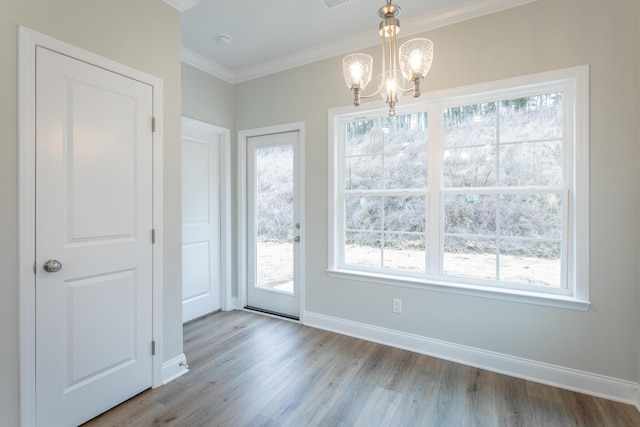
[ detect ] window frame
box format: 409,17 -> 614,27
328,65 -> 590,310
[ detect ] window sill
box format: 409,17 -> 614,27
327,268 -> 590,311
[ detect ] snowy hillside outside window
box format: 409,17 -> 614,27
329,66 -> 590,309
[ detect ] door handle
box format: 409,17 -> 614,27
294,236 -> 300,243
43,259 -> 62,273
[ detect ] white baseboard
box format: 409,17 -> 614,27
304,311 -> 640,409
162,353 -> 189,385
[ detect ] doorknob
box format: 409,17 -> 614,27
43,259 -> 62,273
294,236 -> 300,242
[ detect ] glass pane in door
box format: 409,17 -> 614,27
255,144 -> 294,294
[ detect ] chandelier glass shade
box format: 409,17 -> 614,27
342,0 -> 433,116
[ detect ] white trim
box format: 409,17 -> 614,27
162,353 -> 189,385
181,47 -> 235,84
572,64 -> 590,304
18,26 -> 165,426
181,117 -> 234,312
298,125 -> 306,323
304,311 -> 640,408
183,0 -> 538,83
238,122 -> 306,319
237,131 -> 248,312
152,64 -> 166,393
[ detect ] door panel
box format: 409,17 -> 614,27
182,125 -> 222,322
246,131 -> 300,318
67,79 -> 136,240
35,46 -> 153,427
66,270 -> 137,386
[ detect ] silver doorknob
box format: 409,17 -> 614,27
43,259 -> 62,273
294,236 -> 300,242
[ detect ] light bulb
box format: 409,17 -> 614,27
409,50 -> 424,75
377,71 -> 403,102
350,62 -> 364,83
386,77 -> 397,94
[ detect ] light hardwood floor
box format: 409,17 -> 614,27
84,310 -> 640,426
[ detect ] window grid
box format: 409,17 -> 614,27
436,96 -> 566,288
342,113 -> 429,273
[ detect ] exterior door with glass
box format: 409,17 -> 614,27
245,131 -> 301,319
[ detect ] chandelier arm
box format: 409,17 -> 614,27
358,83 -> 386,99
397,79 -> 421,93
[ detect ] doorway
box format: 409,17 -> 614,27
181,117 -> 232,322
239,124 -> 305,320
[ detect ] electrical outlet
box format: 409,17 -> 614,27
392,298 -> 402,314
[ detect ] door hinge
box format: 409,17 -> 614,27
152,340 -> 156,356
152,229 -> 155,244
152,117 -> 156,133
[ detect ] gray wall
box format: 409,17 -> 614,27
0,1 -> 183,425
182,63 -> 235,130
235,0 -> 640,383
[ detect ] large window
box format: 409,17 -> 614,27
329,66 -> 589,309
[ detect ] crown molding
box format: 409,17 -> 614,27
183,0 -> 538,84
181,47 -> 235,84
163,0 -> 199,13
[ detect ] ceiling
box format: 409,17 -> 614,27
167,0 -> 536,83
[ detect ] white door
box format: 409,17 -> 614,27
35,46 -> 153,426
246,131 -> 301,319
182,122 -> 222,322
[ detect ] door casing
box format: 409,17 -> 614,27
238,122 -> 306,322
18,27 -> 165,426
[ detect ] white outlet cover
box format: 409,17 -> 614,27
392,298 -> 402,313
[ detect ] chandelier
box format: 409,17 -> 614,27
342,0 -> 433,116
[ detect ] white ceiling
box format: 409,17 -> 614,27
170,0 -> 536,83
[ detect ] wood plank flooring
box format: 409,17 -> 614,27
84,310 -> 640,426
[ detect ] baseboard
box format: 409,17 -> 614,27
304,311 -> 640,409
162,353 -> 189,385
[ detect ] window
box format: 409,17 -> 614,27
329,66 -> 589,309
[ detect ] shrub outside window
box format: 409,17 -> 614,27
329,66 -> 589,309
